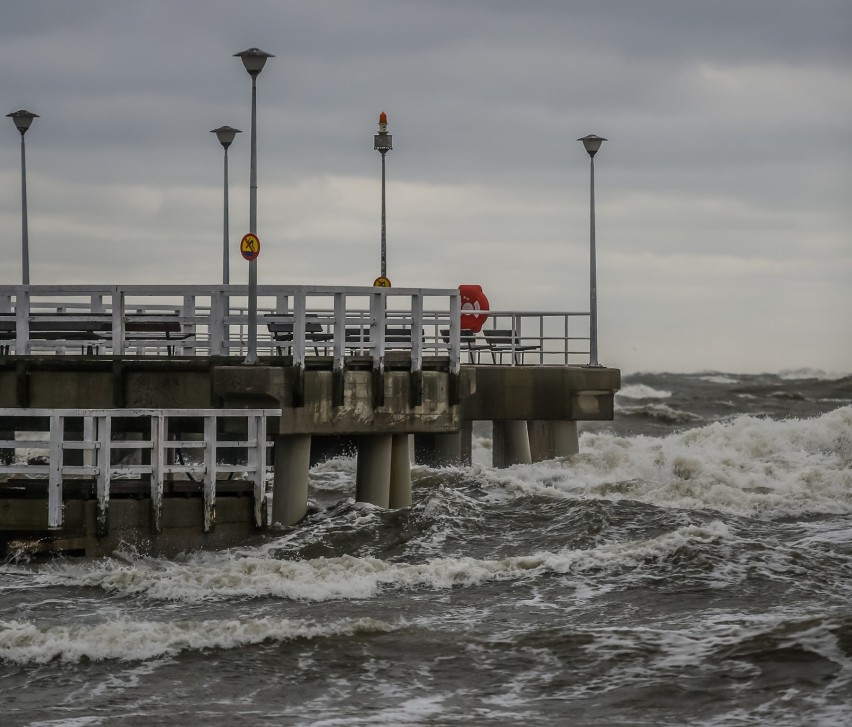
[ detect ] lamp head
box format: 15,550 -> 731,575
374,111 -> 392,152
578,134 -> 607,158
211,125 -> 241,149
234,48 -> 275,77
7,109 -> 39,135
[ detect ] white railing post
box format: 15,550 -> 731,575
48,414 -> 63,528
248,413 -> 267,528
202,415 -> 216,532
449,292 -> 461,375
371,290 -> 386,369
410,293 -> 423,374
151,413 -> 165,533
111,288 -> 125,356
181,295 -> 196,356
96,415 -> 112,536
83,416 -> 96,469
209,291 -> 226,357
16,289 -> 30,355
333,292 -> 346,374
293,290 -> 307,369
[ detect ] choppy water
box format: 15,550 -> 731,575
2,368 -> 852,726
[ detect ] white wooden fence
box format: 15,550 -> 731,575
0,408 -> 280,534
0,285 -> 593,366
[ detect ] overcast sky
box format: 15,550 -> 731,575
1,0 -> 850,373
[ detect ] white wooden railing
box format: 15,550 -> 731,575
0,285 -> 593,366
0,408 -> 280,533
0,284 -> 463,373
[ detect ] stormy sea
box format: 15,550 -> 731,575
1,369 -> 851,726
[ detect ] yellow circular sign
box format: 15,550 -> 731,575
373,276 -> 392,288
240,233 -> 260,261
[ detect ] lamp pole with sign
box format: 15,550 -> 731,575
211,126 -> 241,285
7,110 -> 39,285
235,47 -> 274,364
578,134 -> 606,367
374,112 -> 393,282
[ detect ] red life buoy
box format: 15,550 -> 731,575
458,284 -> 490,333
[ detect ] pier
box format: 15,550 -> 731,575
0,283 -> 619,557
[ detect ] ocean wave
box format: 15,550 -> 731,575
498,406 -> 852,519
777,368 -> 851,382
0,615 -> 398,665
617,403 -> 700,423
697,375 -> 741,385
616,384 -> 672,400
19,522 -> 730,603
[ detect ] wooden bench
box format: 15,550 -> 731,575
0,313 -> 112,355
121,315 -> 194,355
0,313 -> 193,356
483,329 -> 539,364
267,319 -> 333,356
441,328 -> 488,363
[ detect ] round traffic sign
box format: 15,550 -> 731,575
373,276 -> 392,288
240,233 -> 260,261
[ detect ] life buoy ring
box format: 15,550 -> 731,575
458,284 -> 489,333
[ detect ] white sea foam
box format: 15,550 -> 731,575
0,615 -> 398,665
496,406 -> 852,518
22,521 -> 730,603
616,384 -> 672,400
698,374 -> 741,385
777,368 -> 851,381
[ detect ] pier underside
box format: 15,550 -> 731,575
1,356 -> 619,557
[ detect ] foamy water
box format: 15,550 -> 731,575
2,372 -> 851,726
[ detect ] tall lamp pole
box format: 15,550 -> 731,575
373,112 -> 393,279
578,134 -> 606,367
235,47 -> 274,364
7,110 -> 39,285
211,125 -> 241,285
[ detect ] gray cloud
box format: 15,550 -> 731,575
1,0 -> 850,372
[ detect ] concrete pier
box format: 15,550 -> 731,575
0,357 -> 619,556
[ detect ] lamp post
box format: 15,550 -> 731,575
7,110 -> 39,285
235,47 -> 274,364
211,125 -> 241,285
373,112 -> 393,280
578,134 -> 606,367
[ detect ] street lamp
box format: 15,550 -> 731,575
234,47 -> 274,364
211,125 -> 241,285
7,110 -> 39,285
578,134 -> 606,367
373,111 -> 393,281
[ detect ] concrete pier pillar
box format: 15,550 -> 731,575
389,434 -> 412,509
356,434 -> 392,507
413,423 -> 471,467
492,420 -> 532,468
271,434 -> 311,526
528,420 -> 579,461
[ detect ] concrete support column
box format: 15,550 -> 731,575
528,420 -> 579,461
356,434 -> 392,507
271,434 -> 311,526
389,434 -> 412,509
492,420 -> 532,468
413,424 -> 471,467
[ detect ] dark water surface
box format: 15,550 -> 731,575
2,369 -> 852,726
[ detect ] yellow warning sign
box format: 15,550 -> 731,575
240,233 -> 260,261
373,276 -> 392,288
